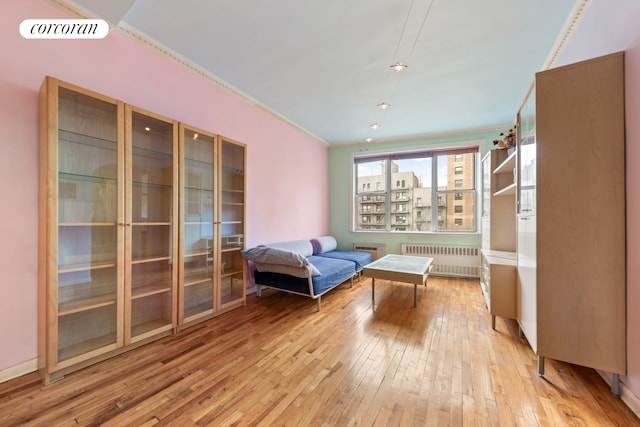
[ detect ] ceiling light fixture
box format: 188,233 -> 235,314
390,62 -> 407,72
365,137 -> 373,143
370,123 -> 380,130
377,102 -> 390,110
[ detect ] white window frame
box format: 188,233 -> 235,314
351,141 -> 482,234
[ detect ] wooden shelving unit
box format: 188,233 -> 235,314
480,148 -> 517,329
40,77 -> 247,384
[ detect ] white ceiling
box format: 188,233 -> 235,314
63,0 -> 578,144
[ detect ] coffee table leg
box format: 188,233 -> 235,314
372,278 -> 375,307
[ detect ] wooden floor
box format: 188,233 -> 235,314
1,276 -> 638,426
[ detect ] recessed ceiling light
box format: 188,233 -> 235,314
377,102 -> 390,110
390,62 -> 407,72
144,126 -> 151,131
370,123 -> 380,130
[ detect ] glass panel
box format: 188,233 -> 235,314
131,224 -> 171,261
130,292 -> 173,337
519,87 -> 536,215
437,191 -> 476,232
183,128 -> 215,318
221,140 -> 245,250
436,152 -> 476,232
58,173 -> 117,223
355,159 -> 387,231
221,248 -> 245,305
437,153 -> 474,191
131,260 -> 172,295
220,140 -> 245,306
482,155 -> 491,218
131,183 -> 172,223
58,225 -> 117,269
221,224 -> 244,250
184,280 -> 214,318
220,274 -> 245,305
58,305 -> 117,362
391,155 -> 432,232
58,266 -> 117,314
221,141 -> 244,193
56,87 -> 120,360
130,111 -> 174,337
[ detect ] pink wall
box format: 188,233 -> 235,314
0,0 -> 328,373
554,0 -> 640,400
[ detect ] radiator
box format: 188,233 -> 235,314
353,243 -> 386,261
401,243 -> 480,278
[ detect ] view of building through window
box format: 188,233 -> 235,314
354,150 -> 476,232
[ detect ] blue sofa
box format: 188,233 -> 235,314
242,236 -> 372,310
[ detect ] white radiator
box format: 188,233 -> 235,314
353,243 -> 386,261
401,243 -> 480,278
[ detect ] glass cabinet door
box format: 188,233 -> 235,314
219,138 -> 246,307
180,126 -> 216,323
55,84 -> 123,364
126,107 -> 177,342
518,84 -> 536,215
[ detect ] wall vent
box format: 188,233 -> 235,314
353,243 -> 386,261
401,243 -> 480,278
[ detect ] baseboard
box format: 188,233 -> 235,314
597,370 -> 640,418
0,359 -> 38,384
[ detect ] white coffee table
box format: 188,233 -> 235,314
362,254 -> 434,307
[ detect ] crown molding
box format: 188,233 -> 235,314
542,0 -> 592,70
46,0 -> 328,147
332,124 -> 508,149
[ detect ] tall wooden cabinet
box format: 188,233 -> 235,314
39,77 -> 246,383
178,128 -> 246,328
516,52 -> 626,390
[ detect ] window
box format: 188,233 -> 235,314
353,146 -> 477,232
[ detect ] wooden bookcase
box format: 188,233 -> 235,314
39,77 -> 246,383
177,128 -> 246,329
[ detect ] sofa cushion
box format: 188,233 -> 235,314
315,250 -> 372,271
310,236 -> 338,254
255,256 -> 355,296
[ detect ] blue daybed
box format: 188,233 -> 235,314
242,237 -> 372,310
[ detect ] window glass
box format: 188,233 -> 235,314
354,148 -> 477,233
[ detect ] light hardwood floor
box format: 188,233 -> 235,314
1,276 -> 638,426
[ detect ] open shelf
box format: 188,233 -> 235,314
493,150 -> 516,175
494,183 -> 516,197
